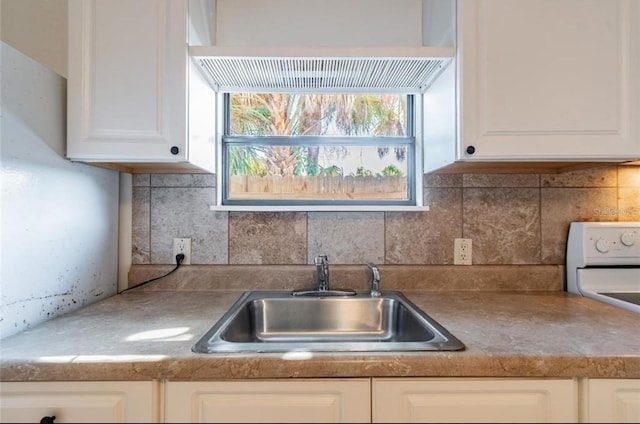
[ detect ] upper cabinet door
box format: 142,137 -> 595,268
458,0 -> 640,160
67,0 -> 188,162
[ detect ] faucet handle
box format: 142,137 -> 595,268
314,254 -> 330,291
367,263 -> 381,297
315,255 -> 329,277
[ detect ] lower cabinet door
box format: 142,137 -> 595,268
372,378 -> 577,423
164,379 -> 371,423
0,381 -> 157,423
586,379 -> 640,423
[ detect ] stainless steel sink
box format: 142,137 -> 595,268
192,291 -> 464,353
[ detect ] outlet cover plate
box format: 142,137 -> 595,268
172,237 -> 191,265
454,238 -> 472,265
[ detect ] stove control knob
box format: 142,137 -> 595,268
595,238 -> 610,253
620,231 -> 635,247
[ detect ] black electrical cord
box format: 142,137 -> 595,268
120,253 -> 185,294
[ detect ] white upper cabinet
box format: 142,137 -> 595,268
424,0 -> 640,172
192,0 -> 452,49
187,0 -> 455,94
67,0 -> 216,173
66,0 -> 639,173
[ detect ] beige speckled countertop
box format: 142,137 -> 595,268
1,280 -> 639,381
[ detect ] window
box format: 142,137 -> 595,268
220,93 -> 421,209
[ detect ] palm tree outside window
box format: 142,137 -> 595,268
222,93 -> 416,206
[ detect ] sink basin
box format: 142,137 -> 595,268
192,291 -> 464,353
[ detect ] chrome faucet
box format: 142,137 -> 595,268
314,255 -> 330,291
367,263 -> 381,297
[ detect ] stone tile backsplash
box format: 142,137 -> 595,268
229,212 -> 306,264
463,187 -> 541,264
132,165 -> 640,265
308,212 -> 385,264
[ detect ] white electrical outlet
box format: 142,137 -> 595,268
454,238 -> 472,265
172,237 -> 191,265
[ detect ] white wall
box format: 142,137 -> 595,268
0,0 -> 68,78
0,42 -> 119,339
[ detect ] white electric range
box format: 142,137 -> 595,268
566,221 -> 640,314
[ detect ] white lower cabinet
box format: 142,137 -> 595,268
164,379 -> 371,423
372,378 -> 577,423
585,379 -> 640,423
0,381 -> 158,423
2,377 -> 636,423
